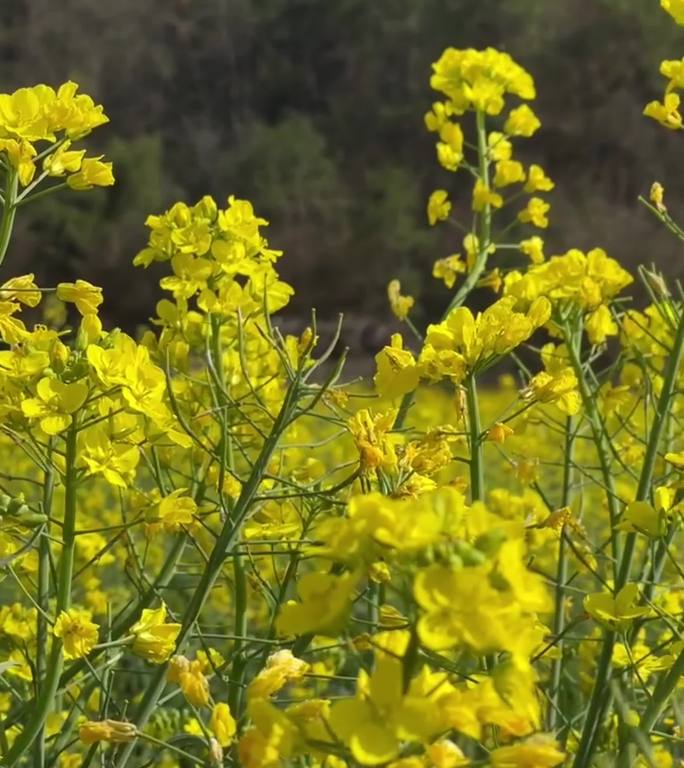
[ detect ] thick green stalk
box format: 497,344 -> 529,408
571,630 -> 616,768
114,375 -> 301,768
4,425 -> 78,766
465,374 -> 484,502
0,166 -> 17,269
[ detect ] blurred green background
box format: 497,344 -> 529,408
2,0 -> 683,347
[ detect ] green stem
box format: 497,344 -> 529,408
570,307 -> 684,768
617,304 -> 684,590
564,320 -> 621,572
0,166 -> 18,269
229,553 -> 248,719
394,109 -> 492,432
465,374 -> 484,502
4,424 -> 78,766
640,647 -> 684,734
548,414 -> 575,735
571,630 -> 616,768
33,445 -> 54,768
114,375 -> 301,768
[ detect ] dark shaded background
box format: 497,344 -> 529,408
2,0 -> 684,348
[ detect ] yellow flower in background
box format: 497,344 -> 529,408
616,501 -> 665,537
79,719 -> 136,745
211,703 -> 237,747
487,422 -> 514,444
490,734 -> 564,767
152,489 -> 198,533
179,659 -> 210,707
248,650 -> 309,700
584,584 -> 650,631
53,608 -> 99,660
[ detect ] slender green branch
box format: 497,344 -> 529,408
465,374 -> 484,502
0,165 -> 18,269
114,372 -> 302,768
4,425 -> 78,766
394,108 -> 492,431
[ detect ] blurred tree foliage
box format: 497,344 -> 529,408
1,0 -> 683,333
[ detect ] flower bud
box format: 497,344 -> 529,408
79,719 -> 136,744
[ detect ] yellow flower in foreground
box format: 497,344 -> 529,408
276,571 -> 359,636
66,156 -> 115,189
472,179 -> 503,212
644,92 -> 683,129
517,197 -> 550,228
650,181 -> 666,212
584,583 -> 650,631
56,279 -> 103,316
130,604 -> 181,663
211,703 -> 237,747
248,650 -> 309,700
524,164 -> 554,193
374,334 -> 420,400
504,104 -> 541,137
0,138 -> 37,186
53,608 -> 99,660
21,377 -> 89,435
520,236 -> 544,264
490,734 -> 564,767
79,719 -> 136,744
662,0 -> 684,25
427,189 -> 451,225
433,254 -> 466,289
44,142 -> 85,176
387,279 -> 414,321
